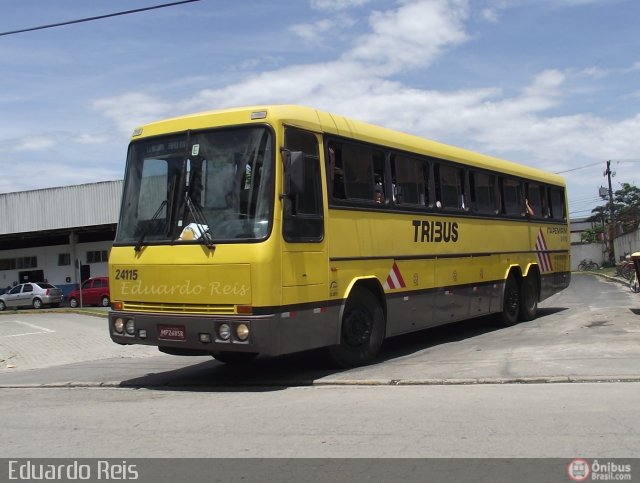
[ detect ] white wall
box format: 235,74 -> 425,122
614,229 -> 640,260
0,241 -> 111,295
570,243 -> 606,270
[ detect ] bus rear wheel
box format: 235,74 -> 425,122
498,274 -> 520,326
328,286 -> 385,368
519,274 -> 539,321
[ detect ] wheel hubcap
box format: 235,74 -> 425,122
343,308 -> 372,347
506,286 -> 518,315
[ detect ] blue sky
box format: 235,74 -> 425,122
1,0 -> 639,218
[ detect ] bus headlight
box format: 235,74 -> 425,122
236,323 -> 250,341
114,318 -> 124,334
125,319 -> 136,336
218,323 -> 231,341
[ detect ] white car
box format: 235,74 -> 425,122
0,282 -> 63,310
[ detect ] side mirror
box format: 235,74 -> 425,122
283,150 -> 305,196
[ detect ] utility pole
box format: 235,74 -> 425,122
604,160 -> 616,264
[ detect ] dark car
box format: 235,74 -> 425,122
0,282 -> 63,310
67,277 -> 110,308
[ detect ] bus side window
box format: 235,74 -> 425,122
470,171 -> 498,214
548,187 -> 566,220
392,154 -> 428,206
526,182 -> 544,218
339,142 -> 385,203
327,142 -> 346,199
500,177 -> 523,215
435,164 -> 464,209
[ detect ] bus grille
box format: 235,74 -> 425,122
122,301 -> 237,315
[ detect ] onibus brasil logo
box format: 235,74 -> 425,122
568,459 -> 590,481
568,459 -> 632,481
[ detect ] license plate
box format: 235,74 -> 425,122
158,325 -> 186,341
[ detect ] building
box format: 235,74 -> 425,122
0,181 -> 121,296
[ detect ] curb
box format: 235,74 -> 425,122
574,270 -> 631,287
0,307 -> 108,318
2,374 -> 640,389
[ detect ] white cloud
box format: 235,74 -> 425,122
92,92 -> 173,136
578,67 -> 608,80
311,0 -> 371,10
10,136 -> 55,152
76,133 -> 110,145
346,0 -> 469,73
0,160 -> 120,194
290,17 -> 355,44
89,0 -> 640,206
480,8 -> 499,22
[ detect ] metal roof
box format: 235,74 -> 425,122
0,180 -> 122,235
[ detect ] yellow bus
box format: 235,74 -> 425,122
109,105 -> 570,367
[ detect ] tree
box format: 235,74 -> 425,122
580,226 -> 604,244
589,183 -> 640,234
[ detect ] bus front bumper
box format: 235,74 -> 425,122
108,307 -> 340,357
108,311 -> 279,356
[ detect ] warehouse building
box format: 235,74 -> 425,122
0,181 -> 122,296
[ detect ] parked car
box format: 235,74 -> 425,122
67,277 -> 110,308
0,282 -> 63,310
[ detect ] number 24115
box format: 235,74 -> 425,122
115,269 -> 138,280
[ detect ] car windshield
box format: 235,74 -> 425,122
115,126 -> 274,247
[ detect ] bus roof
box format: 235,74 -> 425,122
132,104 -> 565,187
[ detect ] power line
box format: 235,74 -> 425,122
0,0 -> 201,37
555,161 -> 603,174
556,158 -> 640,174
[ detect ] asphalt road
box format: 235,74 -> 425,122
1,273 -> 639,478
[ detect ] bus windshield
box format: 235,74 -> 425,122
115,126 -> 274,247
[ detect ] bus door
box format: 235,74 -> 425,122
281,128 -> 326,294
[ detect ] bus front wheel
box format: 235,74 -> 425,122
499,274 -> 520,326
328,287 -> 385,368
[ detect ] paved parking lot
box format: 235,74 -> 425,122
0,311 -> 157,372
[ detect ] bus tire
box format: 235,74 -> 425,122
328,286 -> 385,368
212,352 -> 258,365
498,273 -> 520,326
519,273 -> 538,321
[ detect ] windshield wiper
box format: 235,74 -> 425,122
183,194 -> 215,249
134,200 -> 167,252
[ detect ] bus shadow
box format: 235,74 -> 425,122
120,306 -> 568,392
119,349 -> 336,393
373,306 -> 567,363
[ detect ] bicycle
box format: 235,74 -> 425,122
616,260 -> 636,280
578,259 -> 600,271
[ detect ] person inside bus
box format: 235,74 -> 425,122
374,187 -> 384,204
328,145 -> 346,199
525,198 -> 535,217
